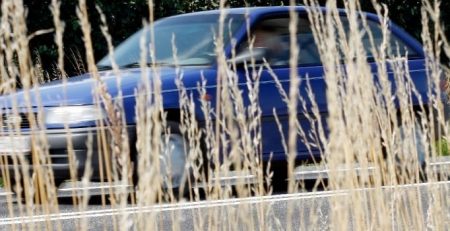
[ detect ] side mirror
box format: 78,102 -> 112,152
228,47 -> 267,65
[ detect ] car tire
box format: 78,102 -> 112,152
133,121 -> 193,198
160,121 -> 190,190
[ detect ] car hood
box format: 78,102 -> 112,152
0,66 -> 212,108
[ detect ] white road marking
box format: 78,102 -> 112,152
0,192 -> 347,225
0,180 -> 448,225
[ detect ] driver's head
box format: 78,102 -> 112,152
252,25 -> 278,48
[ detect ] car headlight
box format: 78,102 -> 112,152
45,105 -> 106,125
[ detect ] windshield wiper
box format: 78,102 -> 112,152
103,61 -> 209,70
97,65 -> 113,71
119,62 -> 176,69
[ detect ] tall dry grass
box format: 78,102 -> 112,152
0,0 -> 448,230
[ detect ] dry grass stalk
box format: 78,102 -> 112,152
0,0 -> 447,230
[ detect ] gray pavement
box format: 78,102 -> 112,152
0,157 -> 448,230
0,181 -> 447,230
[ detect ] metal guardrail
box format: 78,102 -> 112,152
294,156 -> 450,181
0,157 -> 448,199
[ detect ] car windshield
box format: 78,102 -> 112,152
97,14 -> 245,69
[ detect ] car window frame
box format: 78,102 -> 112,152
232,11 -> 424,70
234,12 -> 324,69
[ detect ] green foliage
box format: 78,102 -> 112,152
435,138 -> 450,156
25,0 -> 150,77
21,0 -> 450,78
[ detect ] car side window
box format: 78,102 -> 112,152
237,15 -> 321,67
296,18 -> 321,65
339,17 -> 419,60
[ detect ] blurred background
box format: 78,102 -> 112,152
24,0 -> 450,80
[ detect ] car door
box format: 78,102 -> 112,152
233,14 -> 328,162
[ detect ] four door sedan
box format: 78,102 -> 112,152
0,6 -> 447,190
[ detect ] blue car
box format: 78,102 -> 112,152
0,6 -> 447,189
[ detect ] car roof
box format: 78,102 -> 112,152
167,6 -> 376,21
184,6 -> 309,15
170,6 -> 350,17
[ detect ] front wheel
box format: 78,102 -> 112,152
159,121 -> 189,189
133,121 -> 192,196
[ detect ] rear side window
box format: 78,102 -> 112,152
339,17 -> 419,60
